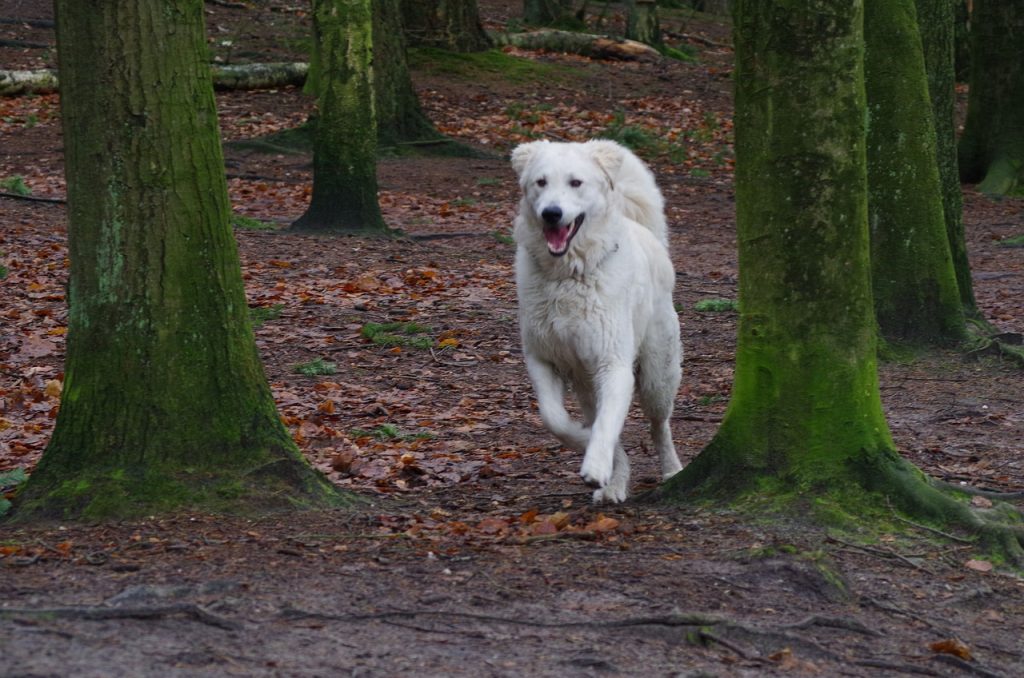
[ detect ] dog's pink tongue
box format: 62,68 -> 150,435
544,223 -> 572,253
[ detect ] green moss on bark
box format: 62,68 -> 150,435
865,0 -> 965,344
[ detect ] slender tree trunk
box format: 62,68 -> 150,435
915,0 -> 977,314
626,0 -> 660,45
400,0 -> 492,52
865,0 -> 964,344
15,0 -> 342,520
292,0 -> 387,232
958,0 -> 1024,195
374,0 -> 444,147
523,0 -> 576,26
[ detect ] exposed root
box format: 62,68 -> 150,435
0,603 -> 241,631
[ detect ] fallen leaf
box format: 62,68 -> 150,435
929,638 -> 973,661
970,496 -> 993,509
965,559 -> 993,573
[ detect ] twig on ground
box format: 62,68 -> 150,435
827,535 -> 935,573
931,653 -> 1007,678
0,191 -> 66,204
934,480 -> 1024,502
852,659 -> 941,676
890,512 -> 975,544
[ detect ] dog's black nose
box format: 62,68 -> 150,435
541,206 -> 563,225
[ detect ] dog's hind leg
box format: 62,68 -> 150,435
525,355 -> 589,451
639,341 -> 683,480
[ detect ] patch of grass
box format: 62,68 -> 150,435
697,394 -> 728,406
0,468 -> 28,517
233,214 -> 278,231
409,47 -> 575,85
657,43 -> 698,63
361,322 -> 433,350
293,357 -> 337,376
350,424 -> 433,442
0,176 -> 32,196
694,298 -> 738,312
476,177 -> 502,187
450,197 -> 477,208
998,233 -> 1024,248
491,231 -> 515,245
601,111 -> 690,162
249,304 -> 284,328
690,168 -> 711,178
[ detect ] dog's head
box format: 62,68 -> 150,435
511,140 -> 625,257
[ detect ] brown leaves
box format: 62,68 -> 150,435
929,638 -> 973,661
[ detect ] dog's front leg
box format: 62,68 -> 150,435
579,364 -> 633,489
525,355 -> 589,451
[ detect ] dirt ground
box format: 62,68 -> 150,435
2,2 -> 1023,676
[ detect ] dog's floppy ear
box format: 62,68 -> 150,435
585,139 -> 626,177
511,141 -> 546,179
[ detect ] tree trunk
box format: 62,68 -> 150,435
626,0 -> 660,45
958,0 -> 1024,195
914,0 -> 977,314
15,0 -> 342,520
523,0 -> 576,26
374,0 -> 444,147
865,0 -> 964,344
292,0 -> 387,232
400,0 -> 492,52
655,2 -> 1024,566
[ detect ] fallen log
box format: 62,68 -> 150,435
490,29 -> 661,61
0,61 -> 309,97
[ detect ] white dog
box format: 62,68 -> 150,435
511,139 -> 683,503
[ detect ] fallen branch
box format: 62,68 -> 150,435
0,62 -> 309,97
0,603 -> 241,631
491,30 -> 661,61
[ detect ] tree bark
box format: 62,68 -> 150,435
523,0 -> 576,26
292,0 -> 388,232
374,0 -> 444,147
958,0 -> 1024,195
865,0 -> 964,344
914,0 -> 976,314
626,0 -> 660,45
400,0 -> 492,52
15,0 -> 342,520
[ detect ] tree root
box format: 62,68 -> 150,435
0,603 -> 241,631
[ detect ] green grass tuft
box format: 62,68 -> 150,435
694,298 -> 739,312
233,214 -> 278,230
361,322 -> 433,349
249,304 -> 284,328
293,357 -> 337,376
0,176 -> 32,196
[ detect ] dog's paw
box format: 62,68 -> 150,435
592,479 -> 628,504
580,452 -> 613,489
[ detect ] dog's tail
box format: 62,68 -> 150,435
586,139 -> 668,246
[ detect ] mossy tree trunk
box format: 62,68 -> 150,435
292,0 -> 387,232
657,0 -> 1024,565
400,0 -> 492,52
14,0 -> 343,521
865,0 -> 964,344
374,0 -> 444,148
523,0 -> 576,26
958,0 -> 1024,195
626,0 -> 660,45
914,0 -> 976,315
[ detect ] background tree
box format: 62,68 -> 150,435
523,0 -> 579,26
292,0 -> 387,232
915,0 -> 977,314
626,0 -> 660,45
658,0 -> 1023,564
15,0 -> 343,519
865,0 -> 964,344
400,0 -> 491,52
959,0 -> 1024,195
375,0 -> 449,148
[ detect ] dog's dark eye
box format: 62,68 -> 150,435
569,179 -> 582,188
536,178 -> 547,187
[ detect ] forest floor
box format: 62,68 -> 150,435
2,2 -> 1023,676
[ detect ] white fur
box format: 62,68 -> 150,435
512,139 -> 683,503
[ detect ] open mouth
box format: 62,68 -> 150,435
543,213 -> 585,256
